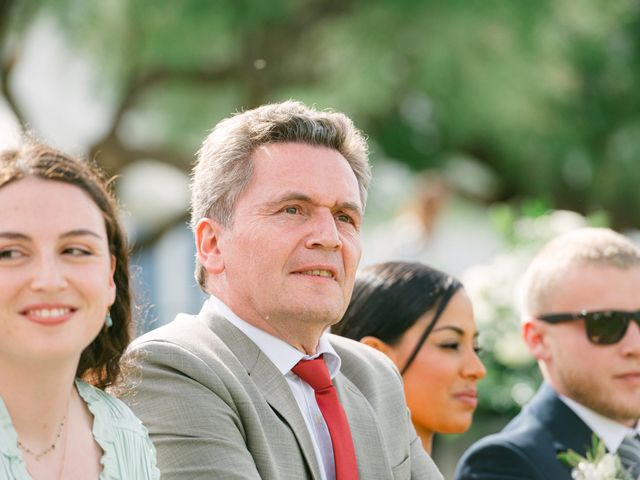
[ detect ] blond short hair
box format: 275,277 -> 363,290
520,227 -> 640,317
190,100 -> 371,291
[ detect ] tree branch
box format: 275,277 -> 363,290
0,0 -> 26,128
0,52 -> 25,127
89,132 -> 192,174
0,0 -> 17,45
106,63 -> 240,140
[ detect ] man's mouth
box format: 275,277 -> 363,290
296,269 -> 335,279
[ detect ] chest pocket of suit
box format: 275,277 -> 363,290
391,455 -> 411,479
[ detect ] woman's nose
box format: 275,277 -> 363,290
30,254 -> 68,292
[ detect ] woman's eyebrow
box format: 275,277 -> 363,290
431,325 -> 464,335
0,232 -> 30,240
60,229 -> 103,239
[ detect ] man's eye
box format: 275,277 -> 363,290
336,214 -> 354,224
284,206 -> 299,215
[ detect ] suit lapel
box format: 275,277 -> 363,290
202,308 -> 323,480
528,383 -> 594,456
251,355 -> 323,480
334,374 -> 392,477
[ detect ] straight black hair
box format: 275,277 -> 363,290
333,261 -> 462,373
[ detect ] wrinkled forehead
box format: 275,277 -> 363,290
246,143 -> 362,208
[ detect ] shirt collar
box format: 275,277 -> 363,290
206,295 -> 341,378
559,394 -> 640,452
0,395 -> 18,457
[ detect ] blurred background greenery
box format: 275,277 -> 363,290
2,0 -> 639,477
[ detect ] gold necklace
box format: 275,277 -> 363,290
56,412 -> 69,480
17,414 -> 67,461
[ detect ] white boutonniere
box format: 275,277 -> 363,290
558,434 -> 631,480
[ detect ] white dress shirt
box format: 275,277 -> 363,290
207,295 -> 340,480
560,394 -> 640,453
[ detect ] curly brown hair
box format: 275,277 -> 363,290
0,140 -> 132,389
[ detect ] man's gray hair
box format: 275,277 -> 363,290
520,227 -> 640,317
190,100 -> 372,291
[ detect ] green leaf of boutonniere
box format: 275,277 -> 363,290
557,434 -> 631,480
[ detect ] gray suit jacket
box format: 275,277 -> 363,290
118,303 -> 442,479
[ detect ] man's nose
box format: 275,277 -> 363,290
620,318 -> 640,356
305,210 -> 342,250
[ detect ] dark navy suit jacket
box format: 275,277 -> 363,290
455,383 -> 594,479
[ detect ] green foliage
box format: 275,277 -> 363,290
4,0 -> 640,228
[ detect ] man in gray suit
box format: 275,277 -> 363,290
119,101 -> 442,479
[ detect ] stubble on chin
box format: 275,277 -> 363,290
561,370 -> 640,423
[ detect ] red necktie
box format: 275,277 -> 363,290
292,355 -> 359,480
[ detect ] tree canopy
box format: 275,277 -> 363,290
2,0 -> 640,239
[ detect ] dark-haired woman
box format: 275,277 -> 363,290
333,261 -> 486,454
0,141 -> 159,479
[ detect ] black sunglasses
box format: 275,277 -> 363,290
537,309 -> 640,345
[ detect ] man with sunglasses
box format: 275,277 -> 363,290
456,227 -> 640,479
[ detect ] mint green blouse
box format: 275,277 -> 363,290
0,380 -> 160,479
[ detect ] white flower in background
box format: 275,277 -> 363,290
463,251 -> 533,370
493,331 -> 532,368
514,210 -> 588,246
463,252 -> 528,329
511,382 -> 536,406
547,210 -> 589,235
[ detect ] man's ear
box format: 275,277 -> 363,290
522,317 -> 550,361
360,336 -> 400,367
195,217 -> 225,274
